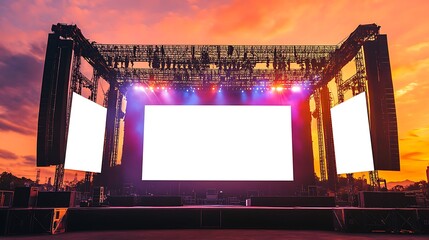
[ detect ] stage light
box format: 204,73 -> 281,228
291,86 -> 301,92
149,86 -> 154,92
134,85 -> 146,91
276,86 -> 284,92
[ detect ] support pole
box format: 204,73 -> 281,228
320,86 -> 337,191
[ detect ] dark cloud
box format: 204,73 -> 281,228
0,119 -> 35,135
22,155 -> 36,165
0,149 -> 19,160
0,45 -> 43,88
29,42 -> 46,59
0,44 -> 43,135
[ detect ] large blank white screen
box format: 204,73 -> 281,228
331,92 -> 374,174
64,93 -> 107,173
142,105 -> 293,181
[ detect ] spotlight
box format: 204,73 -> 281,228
291,85 -> 301,92
134,85 -> 146,91
276,86 -> 284,92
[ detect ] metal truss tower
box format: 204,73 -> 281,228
52,44 -> 102,191
313,90 -> 327,182
333,47 -> 383,196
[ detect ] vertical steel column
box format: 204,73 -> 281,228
102,82 -> 121,170
320,86 -> 337,190
313,90 -> 327,182
54,50 -> 80,191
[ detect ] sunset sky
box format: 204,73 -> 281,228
0,0 -> 428,184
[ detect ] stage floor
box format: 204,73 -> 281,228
2,206 -> 429,236
67,205 -> 335,231
64,206 -> 429,233
3,229 -> 429,240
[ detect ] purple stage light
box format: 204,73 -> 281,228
291,86 -> 301,92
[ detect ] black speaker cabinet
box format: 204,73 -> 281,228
358,191 -> 407,208
36,192 -> 76,208
12,187 -> 38,208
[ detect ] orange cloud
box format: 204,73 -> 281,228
401,152 -> 425,161
407,42 -> 429,52
396,82 -> 418,98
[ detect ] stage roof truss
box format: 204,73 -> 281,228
50,23 -> 380,92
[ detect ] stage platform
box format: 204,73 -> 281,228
67,205 -> 335,231
2,206 -> 429,235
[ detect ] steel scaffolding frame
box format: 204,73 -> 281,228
47,23 -> 381,189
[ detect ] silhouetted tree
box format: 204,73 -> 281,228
0,172 -> 34,190
405,181 -> 428,191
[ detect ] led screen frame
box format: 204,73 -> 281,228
331,92 -> 375,174
64,92 -> 107,173
142,105 -> 294,181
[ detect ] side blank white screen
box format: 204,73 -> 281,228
142,105 -> 293,181
331,92 -> 374,174
64,92 -> 107,173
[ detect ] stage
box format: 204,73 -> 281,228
67,205 -> 334,231
3,205 -> 429,235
